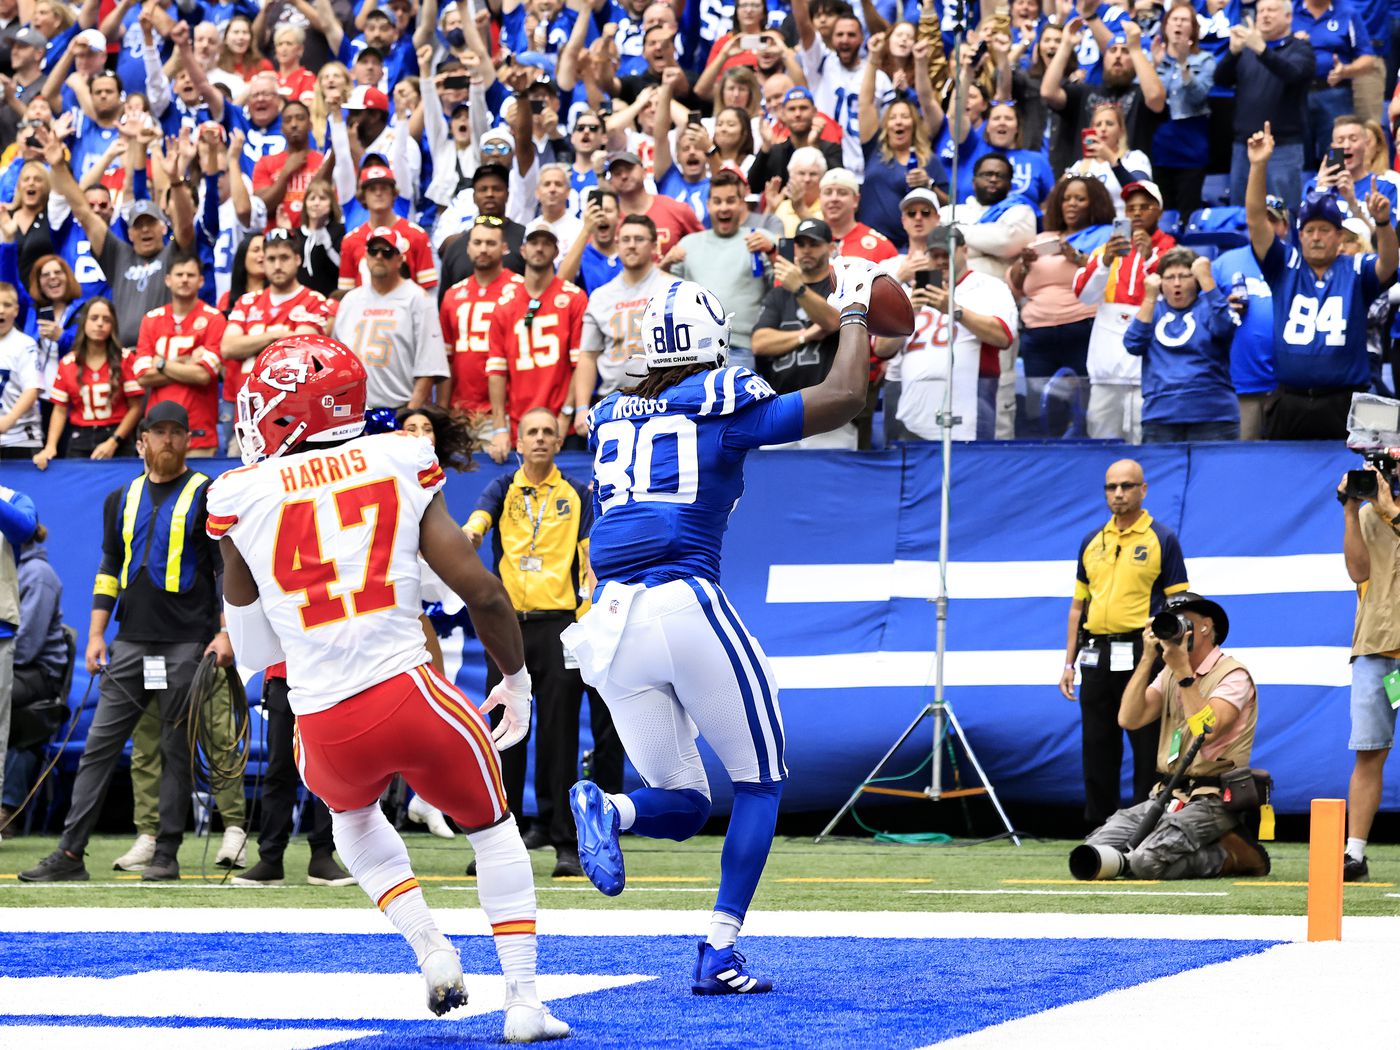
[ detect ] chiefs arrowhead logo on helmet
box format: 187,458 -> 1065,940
235,335 -> 367,465
259,359 -> 311,392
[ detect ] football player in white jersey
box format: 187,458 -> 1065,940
564,262 -> 892,994
207,335 -> 568,1041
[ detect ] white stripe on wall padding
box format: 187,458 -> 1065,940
766,646 -> 1353,691
765,555 -> 1353,604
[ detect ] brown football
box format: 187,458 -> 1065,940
866,272 -> 916,338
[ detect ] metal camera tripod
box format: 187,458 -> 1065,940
816,3 -> 1020,846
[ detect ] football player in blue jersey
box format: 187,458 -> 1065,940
563,261 -> 884,995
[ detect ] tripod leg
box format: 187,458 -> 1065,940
815,704 -> 935,843
944,704 -> 1022,847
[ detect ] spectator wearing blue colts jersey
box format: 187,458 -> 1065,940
1245,121 -> 1397,440
1125,248 -> 1240,442
652,75 -> 713,226
1213,195 -> 1290,439
1292,0 -> 1376,170
565,261 -> 887,996
67,71 -> 123,183
981,101 -> 1056,210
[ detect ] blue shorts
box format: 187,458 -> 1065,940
1349,654 -> 1399,751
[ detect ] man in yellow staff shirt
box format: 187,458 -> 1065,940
1060,459 -> 1191,827
465,407 -> 623,878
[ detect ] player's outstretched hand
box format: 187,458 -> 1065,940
827,256 -> 878,310
482,671 -> 533,750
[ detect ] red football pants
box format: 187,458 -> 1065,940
294,663 -> 509,830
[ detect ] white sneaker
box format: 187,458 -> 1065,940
113,833 -> 157,872
421,946 -> 468,1016
215,826 -> 248,868
407,795 -> 455,839
503,980 -> 570,1042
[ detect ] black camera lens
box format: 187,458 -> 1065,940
1151,610 -> 1191,643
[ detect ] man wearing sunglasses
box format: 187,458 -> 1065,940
1060,459 -> 1191,829
566,112 -> 606,214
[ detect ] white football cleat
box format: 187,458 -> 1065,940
407,795 -> 455,839
503,1002 -> 571,1042
113,833 -> 156,872
215,826 -> 248,868
421,946 -> 468,1016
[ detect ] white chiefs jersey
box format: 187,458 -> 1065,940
896,272 -> 1018,442
206,432 -> 447,716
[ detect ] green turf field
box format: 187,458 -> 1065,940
3,832 -> 1400,916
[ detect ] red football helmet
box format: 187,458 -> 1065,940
235,335 -> 367,464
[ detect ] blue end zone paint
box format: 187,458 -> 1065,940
0,932 -> 1280,1048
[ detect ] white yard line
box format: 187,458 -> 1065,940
1,908 -> 1398,942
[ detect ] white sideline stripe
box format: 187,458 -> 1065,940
924,941 -> 1396,1049
767,646 -> 1353,690
0,1027 -> 375,1050
765,555 -> 1351,603
0,971 -> 650,1022
4,908 -> 1400,942
906,889 -> 1228,898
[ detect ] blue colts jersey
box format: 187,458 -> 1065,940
587,367 -> 805,587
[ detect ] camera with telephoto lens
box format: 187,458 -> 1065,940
1343,394 -> 1400,501
1151,609 -> 1193,644
1068,844 -> 1129,881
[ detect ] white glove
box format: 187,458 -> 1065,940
481,669 -> 532,750
827,256 -> 878,310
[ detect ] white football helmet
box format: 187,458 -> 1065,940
641,280 -> 731,370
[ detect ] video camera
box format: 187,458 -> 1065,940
1341,394 -> 1400,502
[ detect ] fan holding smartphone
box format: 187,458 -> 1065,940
1065,104 -> 1153,219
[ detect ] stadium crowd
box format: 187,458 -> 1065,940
0,0 -> 1397,456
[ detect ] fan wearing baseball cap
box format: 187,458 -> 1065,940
345,81 -> 423,196
339,155 -> 437,293
1245,121 -> 1397,439
333,226 -> 449,427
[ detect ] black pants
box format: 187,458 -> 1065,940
1265,388 -> 1354,441
1078,637 -> 1159,828
59,639 -> 203,858
486,615 -> 624,847
1154,165 -> 1206,217
255,677 -> 333,866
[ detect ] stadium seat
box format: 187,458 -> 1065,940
1201,173 -> 1231,206
1179,207 -> 1249,250
1158,209 -> 1182,238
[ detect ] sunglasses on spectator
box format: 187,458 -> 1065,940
1104,482 -> 1141,492
1265,194 -> 1286,211
366,244 -> 401,257
473,215 -> 504,227
904,206 -> 935,218
574,122 -> 603,133
265,228 -> 295,242
481,142 -> 511,156
989,100 -> 1016,108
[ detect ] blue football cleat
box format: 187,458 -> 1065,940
692,941 -> 774,995
569,780 -> 625,896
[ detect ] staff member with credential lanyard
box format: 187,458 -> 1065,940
1060,457 -> 1191,828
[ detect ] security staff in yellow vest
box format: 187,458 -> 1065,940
465,407 -> 623,879
1061,459 -> 1191,828
1078,592 -> 1270,880
19,401 -> 230,885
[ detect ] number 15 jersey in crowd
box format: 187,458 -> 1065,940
586,366 -> 804,588
206,432 -> 445,715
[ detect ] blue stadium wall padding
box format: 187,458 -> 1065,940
6,439 -> 1371,815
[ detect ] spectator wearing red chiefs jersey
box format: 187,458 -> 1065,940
604,151 -> 703,262
338,157 -> 437,294
33,299 -> 142,469
818,167 -> 898,264
221,231 -> 334,453
252,101 -> 323,231
132,252 -> 227,456
485,219 -> 586,463
440,216 -> 525,454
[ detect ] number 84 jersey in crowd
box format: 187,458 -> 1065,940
586,366 -> 805,588
205,431 -> 446,716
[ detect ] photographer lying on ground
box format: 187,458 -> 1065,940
1071,593 -> 1271,880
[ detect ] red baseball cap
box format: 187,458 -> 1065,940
366,225 -> 409,254
359,162 -> 396,187
345,85 -> 390,113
